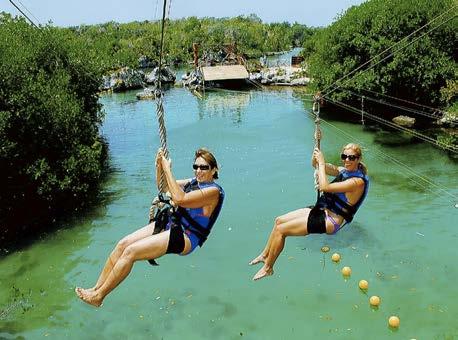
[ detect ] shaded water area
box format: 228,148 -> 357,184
1,86 -> 457,339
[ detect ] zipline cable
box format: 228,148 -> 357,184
167,0 -> 172,20
322,4 -> 457,98
323,96 -> 458,153
154,0 -> 159,21
341,89 -> 443,120
9,0 -> 39,28
360,88 -> 449,116
16,0 -> 41,26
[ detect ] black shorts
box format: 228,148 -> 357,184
307,206 -> 326,234
166,224 -> 185,254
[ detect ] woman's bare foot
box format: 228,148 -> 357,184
75,287 -> 103,307
249,254 -> 266,266
252,265 -> 274,281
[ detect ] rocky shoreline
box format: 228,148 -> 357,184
99,66 -> 176,93
98,58 -> 456,132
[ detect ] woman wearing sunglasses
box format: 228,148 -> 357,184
76,148 -> 224,306
250,143 -> 369,281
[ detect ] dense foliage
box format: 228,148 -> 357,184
303,0 -> 457,110
0,14 -> 107,248
0,13 -> 314,249
68,14 -> 315,71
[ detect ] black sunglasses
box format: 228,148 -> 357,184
341,153 -> 359,161
193,164 -> 210,171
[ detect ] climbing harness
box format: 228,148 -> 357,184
316,169 -> 369,224
147,178 -> 225,266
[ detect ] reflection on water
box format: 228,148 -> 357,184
0,86 -> 457,339
196,89 -> 252,123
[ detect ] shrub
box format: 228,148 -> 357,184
0,13 -> 108,249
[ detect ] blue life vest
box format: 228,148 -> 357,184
316,168 -> 369,223
176,178 -> 225,246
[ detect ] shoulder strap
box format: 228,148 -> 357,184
317,171 -> 368,223
176,181 -> 224,246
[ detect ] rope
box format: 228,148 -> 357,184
312,93 -> 322,200
155,0 -> 170,193
156,0 -> 168,91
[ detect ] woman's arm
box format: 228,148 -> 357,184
176,178 -> 192,189
323,163 -> 340,177
160,151 -> 219,208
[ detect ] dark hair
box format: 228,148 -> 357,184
195,148 -> 219,179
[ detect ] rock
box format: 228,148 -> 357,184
436,112 -> 457,127
100,67 -> 145,92
182,69 -> 203,87
248,66 -> 309,86
249,73 -> 262,81
136,87 -> 156,100
291,77 -> 310,86
138,56 -> 157,69
392,115 -> 415,127
145,66 -> 176,85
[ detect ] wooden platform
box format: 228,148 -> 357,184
201,65 -> 249,81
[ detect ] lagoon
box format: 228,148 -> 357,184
1,86 -> 457,339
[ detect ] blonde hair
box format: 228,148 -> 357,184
195,147 -> 219,179
342,143 -> 368,175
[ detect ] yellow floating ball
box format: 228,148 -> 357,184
388,316 -> 400,328
331,253 -> 341,262
369,295 -> 381,307
341,266 -> 351,276
321,246 -> 330,253
358,279 -> 369,290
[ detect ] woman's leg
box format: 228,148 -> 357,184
253,208 -> 311,281
89,222 -> 157,291
77,229 -> 171,307
249,208 -> 308,265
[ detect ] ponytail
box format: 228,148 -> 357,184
358,162 -> 368,175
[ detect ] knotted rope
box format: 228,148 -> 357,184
149,0 -> 170,225
313,93 -> 322,201
155,0 -> 169,193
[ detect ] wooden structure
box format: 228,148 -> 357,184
200,65 -> 249,82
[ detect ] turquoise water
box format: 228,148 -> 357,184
1,86 -> 457,339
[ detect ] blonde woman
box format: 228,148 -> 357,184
250,143 -> 369,281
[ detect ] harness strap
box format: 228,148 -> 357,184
175,207 -> 210,246
316,171 -> 368,223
